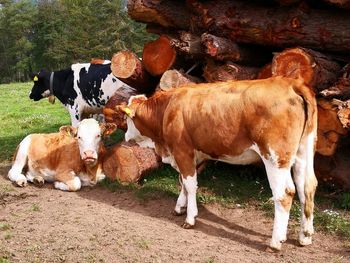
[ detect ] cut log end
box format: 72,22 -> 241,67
159,69 -> 200,91
142,35 -> 177,76
111,51 -> 138,79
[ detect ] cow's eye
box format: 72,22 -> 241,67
78,136 -> 81,140
96,134 -> 101,138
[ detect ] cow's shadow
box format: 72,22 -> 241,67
75,163 -> 297,252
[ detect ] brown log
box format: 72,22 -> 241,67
201,33 -> 270,65
315,137 -> 350,190
111,51 -> 157,93
271,47 -> 341,92
127,0 -> 190,29
159,69 -> 201,91
188,0 -> 350,53
103,87 -> 138,131
323,0 -> 350,9
316,99 -> 348,156
332,99 -> 350,129
257,63 -> 273,79
90,58 -> 106,65
274,0 -> 302,5
203,60 -> 259,82
142,35 -> 177,76
170,32 -> 203,58
103,141 -> 161,184
320,64 -> 350,99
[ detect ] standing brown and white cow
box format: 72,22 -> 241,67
8,119 -> 115,191
116,76 -> 318,251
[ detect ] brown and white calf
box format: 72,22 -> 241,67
116,76 -> 318,250
8,119 -> 115,191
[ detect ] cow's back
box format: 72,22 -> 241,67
28,133 -> 82,173
162,77 -> 307,161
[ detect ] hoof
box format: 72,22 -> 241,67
269,240 -> 282,252
15,179 -> 27,187
265,246 -> 280,253
299,236 -> 312,246
33,176 -> 45,187
181,222 -> 194,229
172,207 -> 187,216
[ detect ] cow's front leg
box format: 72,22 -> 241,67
181,172 -> 198,229
174,175 -> 187,216
68,105 -> 81,127
54,171 -> 82,191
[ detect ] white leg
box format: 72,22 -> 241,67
174,176 -> 187,215
8,135 -> 31,187
293,133 -> 317,246
54,176 -> 81,192
182,173 -> 198,228
264,163 -> 295,251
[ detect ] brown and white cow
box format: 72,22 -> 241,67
116,76 -> 318,251
8,119 -> 115,191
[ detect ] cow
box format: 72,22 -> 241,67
115,76 -> 318,251
8,119 -> 116,191
29,61 -> 135,127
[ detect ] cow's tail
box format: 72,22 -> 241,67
292,80 -> 318,220
8,135 -> 31,185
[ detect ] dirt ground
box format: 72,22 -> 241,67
0,162 -> 349,263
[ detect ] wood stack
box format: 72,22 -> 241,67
103,0 -> 350,188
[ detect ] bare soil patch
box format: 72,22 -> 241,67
0,162 -> 349,263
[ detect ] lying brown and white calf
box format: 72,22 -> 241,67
8,119 -> 115,191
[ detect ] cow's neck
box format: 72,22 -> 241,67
50,68 -> 73,103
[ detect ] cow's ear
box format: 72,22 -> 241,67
100,123 -> 117,136
59,125 -> 77,137
116,104 -> 135,118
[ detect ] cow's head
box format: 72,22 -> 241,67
60,119 -> 116,166
29,69 -> 51,101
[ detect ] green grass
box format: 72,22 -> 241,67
2,82 -> 350,241
0,82 -> 70,161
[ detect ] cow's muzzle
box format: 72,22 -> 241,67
82,150 -> 98,166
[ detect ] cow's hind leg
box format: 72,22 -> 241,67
8,135 -> 31,187
25,172 -> 45,187
292,133 -> 317,246
264,163 -> 295,251
181,172 -> 198,228
174,175 -> 187,216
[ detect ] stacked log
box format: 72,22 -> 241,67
101,0 -> 350,189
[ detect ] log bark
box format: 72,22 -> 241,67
170,32 -> 203,58
271,47 -> 341,92
142,35 -> 177,76
188,0 -> 350,53
323,0 -> 350,9
127,0 -> 190,29
111,51 -> 157,94
203,60 -> 259,82
320,64 -> 350,99
316,99 -> 348,156
103,87 -> 138,131
103,141 -> 161,184
332,99 -> 350,129
159,69 -> 201,91
201,33 -> 271,65
257,63 -> 273,79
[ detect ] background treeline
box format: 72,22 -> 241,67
0,0 -> 154,83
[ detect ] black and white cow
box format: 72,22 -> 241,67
30,61 -> 135,127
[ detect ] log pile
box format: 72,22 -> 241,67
102,0 -> 350,189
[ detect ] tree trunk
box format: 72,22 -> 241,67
159,69 -> 201,91
170,32 -> 203,58
188,0 -> 350,53
316,99 -> 348,156
103,87 -> 138,131
331,99 -> 350,129
323,0 -> 350,10
271,47 -> 341,92
203,60 -> 259,82
142,35 -> 177,76
320,64 -> 350,99
111,51 -> 157,94
201,33 -> 270,65
127,0 -> 190,29
103,141 -> 161,184
257,63 -> 273,79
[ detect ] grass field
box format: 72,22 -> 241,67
1,82 -> 350,241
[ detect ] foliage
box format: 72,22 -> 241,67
0,0 -> 155,83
